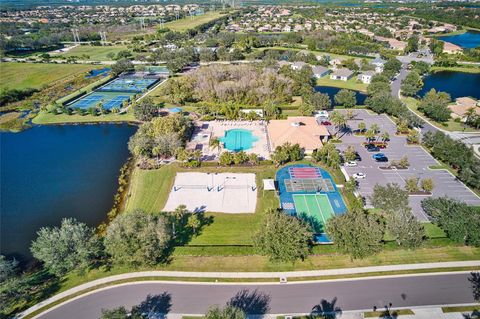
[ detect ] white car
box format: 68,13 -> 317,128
352,172 -> 366,179
315,110 -> 329,118
345,161 -> 357,167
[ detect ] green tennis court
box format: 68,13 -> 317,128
293,194 -> 335,233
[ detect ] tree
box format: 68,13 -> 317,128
383,58 -> 402,79
271,143 -> 303,166
100,307 -> 129,319
233,151 -> 249,165
253,209 -> 312,262
422,197 -> 480,247
401,71 -> 423,97
306,92 -> 331,110
365,129 -> 376,142
398,155 -> 410,169
187,214 -> 202,234
407,129 -> 420,144
0,255 -> 18,284
344,145 -> 357,162
334,89 -> 357,108
405,35 -> 419,53
381,132 -> 390,142
418,89 -> 451,122
330,111 -> 347,137
387,207 -> 425,249
219,151 -> 234,166
152,133 -> 182,159
133,97 -> 158,121
170,205 -> 188,236
205,305 -> 246,319
111,58 -> 134,76
30,218 -> 101,277
326,209 -> 385,259
209,137 -> 221,153
420,178 -> 434,193
299,103 -> 315,116
357,122 -> 366,134
370,183 -> 409,213
104,210 -> 172,266
405,177 -> 419,193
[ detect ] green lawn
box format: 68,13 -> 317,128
0,62 -> 95,90
52,45 -> 130,61
32,110 -> 136,125
431,65 -> 480,74
163,12 -> 226,32
402,96 -> 479,133
316,76 -> 368,93
124,163 -> 278,246
257,46 -> 373,61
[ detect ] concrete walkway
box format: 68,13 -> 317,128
19,261 -> 480,318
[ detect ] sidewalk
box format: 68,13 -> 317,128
19,261 -> 480,318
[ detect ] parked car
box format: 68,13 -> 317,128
355,153 -> 362,161
372,153 -> 388,162
345,161 -> 357,167
366,146 -> 380,152
352,173 -> 366,179
315,110 -> 329,118
321,120 -> 332,125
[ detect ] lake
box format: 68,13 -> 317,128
315,86 -> 367,106
438,31 -> 480,49
419,71 -> 480,100
0,124 -> 136,264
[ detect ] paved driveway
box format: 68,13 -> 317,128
333,110 -> 480,221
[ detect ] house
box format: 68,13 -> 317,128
329,58 -> 342,68
370,56 -> 386,73
330,68 -> 354,81
312,66 -> 331,78
267,116 -> 330,154
291,61 -> 308,70
448,97 -> 480,122
358,71 -> 375,84
443,41 -> 463,54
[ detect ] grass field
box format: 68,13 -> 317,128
163,12 -> 226,32
124,163 -> 278,246
52,45 -> 130,61
402,96 -> 479,133
431,65 -> 480,74
316,76 -> 368,93
0,62 -> 95,90
257,46 -> 374,61
32,109 -> 136,125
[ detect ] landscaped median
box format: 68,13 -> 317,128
18,261 -> 480,319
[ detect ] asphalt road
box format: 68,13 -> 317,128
36,273 -> 476,319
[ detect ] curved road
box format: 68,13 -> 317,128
37,273 -> 476,318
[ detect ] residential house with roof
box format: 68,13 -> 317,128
449,97 -> 480,122
370,56 -> 386,73
312,66 -> 331,78
358,71 -> 376,84
267,116 -> 330,154
330,68 -> 354,81
443,41 -> 463,54
291,61 -> 308,70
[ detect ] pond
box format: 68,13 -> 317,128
419,71 -> 480,100
314,86 -> 367,106
438,31 -> 480,49
0,124 -> 136,264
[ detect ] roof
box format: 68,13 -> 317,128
312,65 -> 330,75
267,116 -> 330,151
332,68 -> 354,77
449,97 -> 480,117
371,56 -> 386,65
263,179 -> 276,191
292,61 -> 308,68
360,70 -> 376,77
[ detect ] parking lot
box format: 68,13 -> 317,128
333,109 -> 480,221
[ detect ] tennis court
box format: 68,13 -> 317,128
276,164 -> 347,243
293,194 -> 334,233
69,91 -> 135,110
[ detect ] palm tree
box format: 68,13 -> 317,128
171,205 -> 188,236
381,132 -> 390,142
365,129 -> 376,142
370,123 -> 379,133
209,137 -> 221,153
465,107 -> 476,123
357,122 -> 366,134
330,111 -> 347,137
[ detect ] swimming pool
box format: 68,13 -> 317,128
220,129 -> 258,152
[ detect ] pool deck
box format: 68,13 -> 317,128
186,120 -> 271,160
